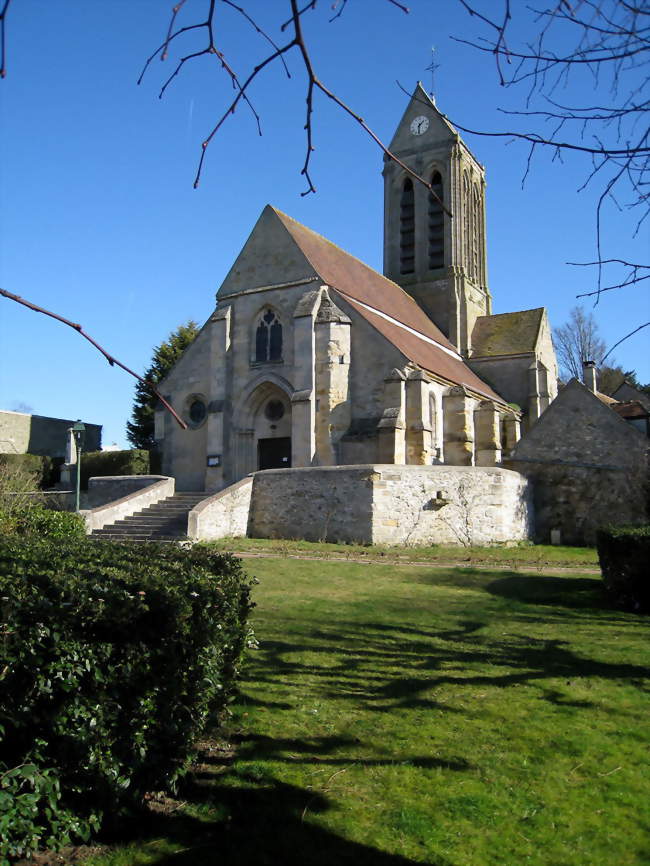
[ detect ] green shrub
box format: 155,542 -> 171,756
80,449 -> 150,489
0,761 -> 98,863
0,539 -> 254,860
597,525 -> 650,612
11,505 -> 86,539
0,452 -> 43,479
0,454 -> 63,491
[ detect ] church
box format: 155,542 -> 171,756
155,84 -> 558,494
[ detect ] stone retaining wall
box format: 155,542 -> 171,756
249,467 -> 374,543
188,476 -> 254,541
246,464 -> 531,545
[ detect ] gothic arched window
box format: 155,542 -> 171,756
428,171 -> 444,270
399,178 -> 415,274
255,308 -> 283,363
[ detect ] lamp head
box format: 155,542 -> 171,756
72,420 -> 86,447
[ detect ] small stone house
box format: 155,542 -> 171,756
507,376 -> 649,544
156,84 -> 558,494
0,410 -> 101,458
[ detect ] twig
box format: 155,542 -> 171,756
0,288 -> 187,429
597,765 -> 622,777
599,322 -> 650,364
0,0 -> 11,78
141,0 -> 444,205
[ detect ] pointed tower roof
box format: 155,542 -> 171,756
385,82 -> 483,172
387,82 -> 458,153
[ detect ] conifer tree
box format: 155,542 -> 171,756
126,321 -> 199,450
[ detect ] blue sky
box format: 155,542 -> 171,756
1,0 -> 648,448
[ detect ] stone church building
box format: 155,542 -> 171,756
156,84 -> 558,495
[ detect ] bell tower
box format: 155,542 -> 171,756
383,83 -> 491,355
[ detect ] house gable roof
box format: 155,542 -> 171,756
511,377 -> 646,466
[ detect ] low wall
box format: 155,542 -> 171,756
249,467 -> 374,543
246,465 -> 532,546
81,476 -> 175,533
86,475 -> 170,509
369,465 -> 531,546
188,476 -> 254,541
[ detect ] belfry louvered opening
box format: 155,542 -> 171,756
428,171 -> 444,269
399,178 -> 415,274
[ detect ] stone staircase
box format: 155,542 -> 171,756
90,492 -> 208,543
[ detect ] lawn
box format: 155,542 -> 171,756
82,556 -> 649,866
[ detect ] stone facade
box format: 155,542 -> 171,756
156,216 -> 523,492
507,379 -> 649,544
0,410 -> 101,458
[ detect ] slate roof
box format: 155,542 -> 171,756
471,308 -> 545,358
272,208 -> 505,403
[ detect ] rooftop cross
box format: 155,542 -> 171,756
425,46 -> 439,102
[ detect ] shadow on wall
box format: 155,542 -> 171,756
27,415 -> 102,458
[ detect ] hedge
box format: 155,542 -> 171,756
80,449 -> 150,489
0,539 -> 255,861
0,453 -> 62,489
1,505 -> 86,540
597,525 -> 650,612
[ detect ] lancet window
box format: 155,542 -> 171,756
255,308 -> 283,363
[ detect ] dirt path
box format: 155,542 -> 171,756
229,549 -> 601,575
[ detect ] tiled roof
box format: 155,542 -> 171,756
471,308 -> 545,358
272,208 -> 505,403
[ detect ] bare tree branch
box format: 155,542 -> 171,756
600,321 -> 650,364
139,0 -> 450,213
0,288 -> 188,430
454,0 -> 649,300
0,0 -> 11,78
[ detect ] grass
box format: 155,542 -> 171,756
82,557 -> 649,866
201,537 -> 599,568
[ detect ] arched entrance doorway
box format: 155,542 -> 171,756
232,379 -> 292,479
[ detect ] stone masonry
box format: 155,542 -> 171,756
239,464 -> 531,546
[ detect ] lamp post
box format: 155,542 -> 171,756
72,420 -> 85,512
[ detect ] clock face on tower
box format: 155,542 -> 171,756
410,115 -> 429,135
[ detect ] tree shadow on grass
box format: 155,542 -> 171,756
216,732 -> 472,772
484,572 -> 608,611
242,576 -> 650,716
94,760 -> 455,866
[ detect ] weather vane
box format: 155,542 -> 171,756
426,46 -> 439,100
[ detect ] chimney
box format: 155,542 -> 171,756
582,360 -> 597,393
